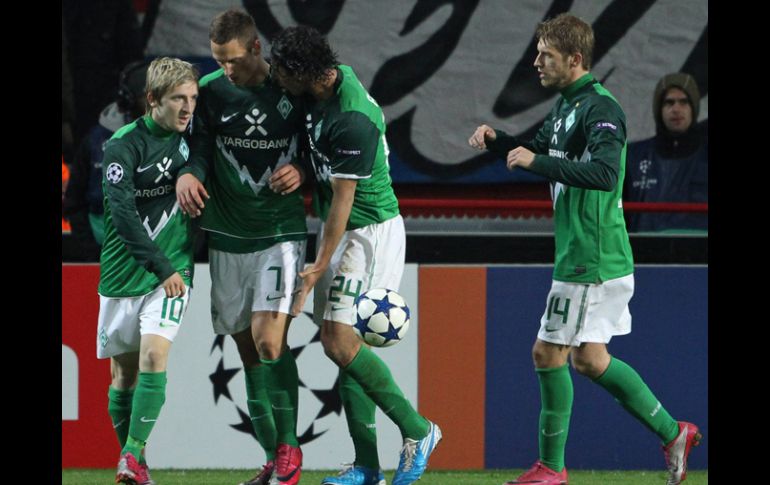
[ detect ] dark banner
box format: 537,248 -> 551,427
146,0 -> 707,183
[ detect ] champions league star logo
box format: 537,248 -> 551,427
208,312 -> 343,444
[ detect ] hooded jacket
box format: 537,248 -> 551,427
623,72 -> 708,232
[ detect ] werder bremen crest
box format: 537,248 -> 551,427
179,138 -> 189,160
277,95 -> 293,119
565,109 -> 576,132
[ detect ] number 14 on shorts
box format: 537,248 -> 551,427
545,295 -> 571,332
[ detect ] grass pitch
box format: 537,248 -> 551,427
63,468 -> 708,484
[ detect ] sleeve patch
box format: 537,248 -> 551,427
595,122 -> 617,131
335,147 -> 362,156
105,163 -> 125,184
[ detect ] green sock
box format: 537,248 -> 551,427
340,369 -> 380,469
245,365 -> 278,460
261,350 -> 300,447
345,346 -> 429,441
107,387 -> 133,449
122,371 -> 166,459
536,365 -> 573,472
594,357 -> 679,444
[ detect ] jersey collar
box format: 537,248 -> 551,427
561,73 -> 595,102
143,114 -> 175,138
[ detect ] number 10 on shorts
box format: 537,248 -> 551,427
160,296 -> 185,327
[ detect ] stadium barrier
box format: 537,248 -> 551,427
62,263 -> 707,470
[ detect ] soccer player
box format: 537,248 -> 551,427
270,25 -> 442,485
97,57 -> 198,485
468,13 -> 701,485
174,8 -> 307,485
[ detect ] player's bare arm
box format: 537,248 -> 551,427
291,177 -> 357,316
175,173 -> 209,217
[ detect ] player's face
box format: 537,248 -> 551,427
211,38 -> 261,86
661,87 -> 693,134
534,39 -> 573,90
150,81 -> 198,133
271,65 -> 307,96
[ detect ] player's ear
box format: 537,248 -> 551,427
570,52 -> 583,69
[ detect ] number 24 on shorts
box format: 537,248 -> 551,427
328,276 -> 362,302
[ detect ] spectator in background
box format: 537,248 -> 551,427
64,60 -> 150,262
624,72 -> 708,233
63,0 -> 144,150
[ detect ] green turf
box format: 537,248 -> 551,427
62,468 -> 708,484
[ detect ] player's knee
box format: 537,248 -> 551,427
140,347 -> 168,371
111,369 -> 138,389
237,346 -> 260,367
256,338 -> 282,360
111,358 -> 138,388
232,332 -> 260,366
532,345 -> 551,368
320,332 -> 352,367
571,355 -> 601,378
320,332 -> 341,362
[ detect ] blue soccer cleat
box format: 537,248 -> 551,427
322,463 -> 386,485
392,422 -> 442,485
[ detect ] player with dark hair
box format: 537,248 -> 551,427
270,25 -> 441,485
469,13 -> 701,485
98,56 -> 198,485
175,8 -> 308,485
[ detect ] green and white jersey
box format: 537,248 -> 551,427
182,69 -> 307,253
304,65 -> 399,229
488,74 -> 634,283
98,115 -> 195,297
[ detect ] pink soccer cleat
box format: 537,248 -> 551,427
273,443 -> 302,485
115,452 -> 150,485
662,421 -> 702,485
504,460 -> 568,484
238,460 -> 275,485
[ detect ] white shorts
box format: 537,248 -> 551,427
314,215 -> 405,326
97,285 -> 192,359
537,274 -> 634,346
209,240 -> 307,335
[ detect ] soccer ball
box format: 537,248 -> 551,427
353,288 -> 410,347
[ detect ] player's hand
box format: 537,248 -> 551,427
468,124 -> 497,150
162,272 -> 186,297
506,146 -> 535,170
176,173 -> 209,217
270,162 -> 305,195
290,263 -> 325,316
